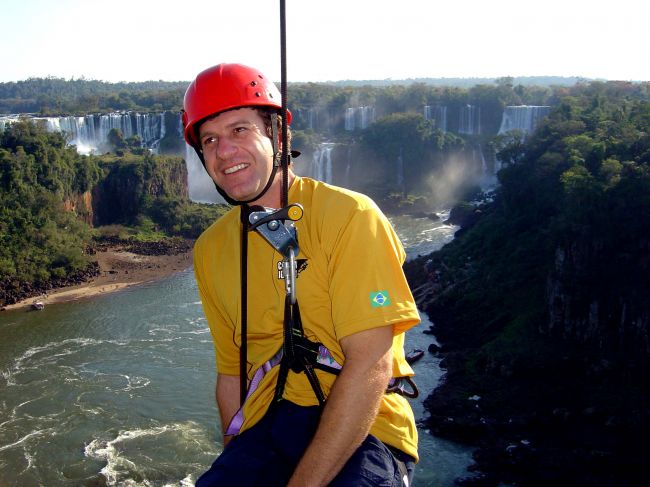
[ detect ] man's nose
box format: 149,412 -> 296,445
216,136 -> 238,159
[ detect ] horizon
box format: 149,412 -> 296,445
0,74 -> 608,86
2,0 -> 648,84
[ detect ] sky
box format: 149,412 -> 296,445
1,0 -> 648,84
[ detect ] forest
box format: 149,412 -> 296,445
0,120 -> 227,305
1,75 -> 568,119
405,81 -> 650,485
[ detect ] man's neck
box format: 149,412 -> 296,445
252,170 -> 296,209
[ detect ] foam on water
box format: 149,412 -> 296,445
84,422 -> 216,486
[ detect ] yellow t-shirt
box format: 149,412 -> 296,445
194,176 -> 420,460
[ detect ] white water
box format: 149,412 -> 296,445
498,106 -> 551,135
0,213 -> 471,487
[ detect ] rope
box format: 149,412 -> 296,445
239,206 -> 250,405
280,0 -> 289,208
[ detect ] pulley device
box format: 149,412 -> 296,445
249,203 -> 303,304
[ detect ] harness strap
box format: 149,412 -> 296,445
386,376 -> 419,399
239,206 -> 250,405
226,348 -> 283,436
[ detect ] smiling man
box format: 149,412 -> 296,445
184,63 -> 420,487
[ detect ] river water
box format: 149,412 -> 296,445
0,213 -> 473,486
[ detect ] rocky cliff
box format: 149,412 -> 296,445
92,154 -> 188,226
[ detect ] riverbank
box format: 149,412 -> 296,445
2,240 -> 194,312
403,214 -> 650,487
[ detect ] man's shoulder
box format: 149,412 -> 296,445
297,177 -> 380,216
195,205 -> 239,251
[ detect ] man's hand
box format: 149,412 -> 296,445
287,325 -> 393,487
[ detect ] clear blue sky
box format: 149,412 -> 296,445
2,0 -> 647,83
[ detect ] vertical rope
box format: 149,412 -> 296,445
239,207 -> 249,405
280,0 -> 289,208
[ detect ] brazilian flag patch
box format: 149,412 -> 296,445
370,291 -> 391,308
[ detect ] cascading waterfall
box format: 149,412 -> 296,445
0,104 -> 552,205
478,147 -> 487,175
423,105 -> 447,132
0,113 -> 167,155
0,112 -> 224,203
296,107 -> 316,130
458,105 -> 480,135
344,108 -> 355,131
344,106 -> 375,131
358,106 -> 375,130
184,145 -> 222,203
498,105 -> 551,135
311,143 -> 335,183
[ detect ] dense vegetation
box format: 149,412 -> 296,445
0,121 -> 226,303
1,75 -> 555,123
0,78 -> 186,115
406,81 -> 650,485
0,121 -> 100,282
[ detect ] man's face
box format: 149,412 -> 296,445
198,108 -> 276,205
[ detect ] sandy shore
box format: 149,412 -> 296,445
3,246 -> 194,311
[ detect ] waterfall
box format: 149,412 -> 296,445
498,105 -> 551,135
459,105 -> 480,135
344,106 -> 375,131
0,112 -> 168,154
296,107 -> 317,130
424,105 -> 447,132
344,108 -> 355,131
1,112 -> 225,203
358,106 -> 375,130
311,143 -> 335,183
184,144 -> 222,203
479,148 -> 488,175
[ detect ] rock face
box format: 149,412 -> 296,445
545,238 -> 650,361
63,190 -> 93,225
92,155 -> 188,226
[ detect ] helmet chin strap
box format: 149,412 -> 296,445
194,113 -> 286,207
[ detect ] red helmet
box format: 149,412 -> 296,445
182,63 -> 292,147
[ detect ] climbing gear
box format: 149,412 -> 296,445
229,200 -> 419,435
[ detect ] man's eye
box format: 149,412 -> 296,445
203,136 -> 216,146
234,126 -> 247,134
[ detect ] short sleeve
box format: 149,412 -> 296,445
193,236 -> 240,375
327,202 -> 420,339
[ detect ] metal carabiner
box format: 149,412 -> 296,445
283,247 -> 297,304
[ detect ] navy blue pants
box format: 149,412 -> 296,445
196,400 -> 415,486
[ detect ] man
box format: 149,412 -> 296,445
184,63 -> 420,486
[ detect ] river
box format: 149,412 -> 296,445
0,213 -> 473,486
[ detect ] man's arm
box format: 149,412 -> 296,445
287,325 -> 394,487
216,373 -> 241,447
